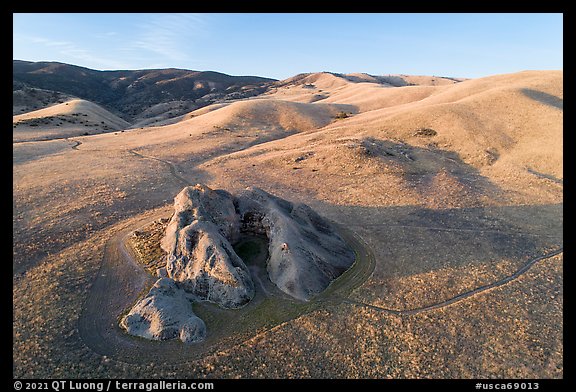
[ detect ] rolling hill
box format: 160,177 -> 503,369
13,60 -> 276,124
12,62 -> 563,379
13,99 -> 131,142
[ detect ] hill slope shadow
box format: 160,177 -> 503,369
521,88 -> 563,110
319,200 -> 562,313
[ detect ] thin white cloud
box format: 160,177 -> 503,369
14,14 -> 214,70
13,33 -> 131,70
129,13 -> 211,63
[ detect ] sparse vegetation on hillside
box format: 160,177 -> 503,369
335,111 -> 350,119
413,127 -> 438,137
13,114 -> 116,131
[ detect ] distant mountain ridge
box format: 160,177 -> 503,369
13,60 -> 277,123
13,60 -> 466,127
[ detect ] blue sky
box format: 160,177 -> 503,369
13,13 -> 563,80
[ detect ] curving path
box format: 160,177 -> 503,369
68,138 -> 82,150
340,247 -> 563,316
128,149 -> 191,186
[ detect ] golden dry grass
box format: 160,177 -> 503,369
13,70 -> 562,378
13,99 -> 130,142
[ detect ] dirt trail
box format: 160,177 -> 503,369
77,210 -> 165,361
341,247 -> 563,316
128,149 -> 191,186
68,138 -> 82,150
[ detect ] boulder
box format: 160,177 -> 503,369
120,278 -> 206,343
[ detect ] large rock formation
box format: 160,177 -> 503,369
121,184 -> 355,343
160,185 -> 254,308
235,187 -> 356,301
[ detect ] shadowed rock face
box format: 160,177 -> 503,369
121,184 -> 355,342
236,187 -> 356,301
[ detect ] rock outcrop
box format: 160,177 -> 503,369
120,278 -> 206,343
160,185 -> 254,308
235,187 -> 356,301
121,184 -> 355,342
